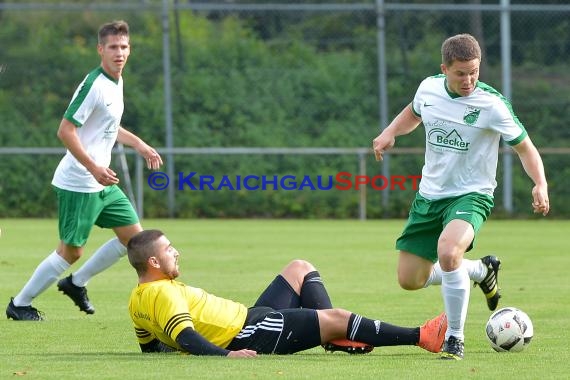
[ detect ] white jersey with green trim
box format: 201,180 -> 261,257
412,74 -> 527,200
52,67 -> 124,193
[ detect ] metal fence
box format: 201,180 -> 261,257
1,1 -> 569,218
1,146 -> 568,220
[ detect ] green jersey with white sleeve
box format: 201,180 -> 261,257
411,74 -> 527,200
52,67 -> 124,193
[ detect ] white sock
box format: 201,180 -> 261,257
462,258 -> 487,283
441,266 -> 471,341
425,258 -> 487,287
13,251 -> 70,306
424,262 -> 442,287
71,238 -> 126,287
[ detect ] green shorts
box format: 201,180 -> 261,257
54,185 -> 139,247
395,192 -> 494,263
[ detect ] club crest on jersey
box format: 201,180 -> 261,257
463,106 -> 481,126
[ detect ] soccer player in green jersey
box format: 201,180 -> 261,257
6,20 -> 163,321
126,229 -> 448,356
372,34 -> 549,360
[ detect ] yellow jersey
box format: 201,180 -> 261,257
128,279 -> 248,350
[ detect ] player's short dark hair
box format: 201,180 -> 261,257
441,33 -> 481,66
98,20 -> 129,45
127,229 -> 164,275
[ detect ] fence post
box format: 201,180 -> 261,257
359,152 -> 367,221
501,0 -> 513,214
376,0 -> 390,217
162,0 -> 176,217
136,155 -> 144,219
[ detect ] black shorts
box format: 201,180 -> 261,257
226,306 -> 321,354
253,274 -> 301,309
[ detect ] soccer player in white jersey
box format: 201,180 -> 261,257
372,34 -> 549,360
6,20 -> 163,321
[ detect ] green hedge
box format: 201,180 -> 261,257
0,9 -> 568,218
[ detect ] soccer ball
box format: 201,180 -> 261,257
485,307 -> 533,352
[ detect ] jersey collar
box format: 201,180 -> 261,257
97,66 -> 120,84
443,78 -> 462,99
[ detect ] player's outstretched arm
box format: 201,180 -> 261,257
372,103 -> 421,161
511,136 -> 549,216
175,327 -> 257,357
117,127 -> 163,170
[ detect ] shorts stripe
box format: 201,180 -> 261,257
234,316 -> 284,339
228,308 -> 320,354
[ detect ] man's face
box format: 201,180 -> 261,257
441,58 -> 480,97
98,34 -> 130,79
152,235 -> 180,280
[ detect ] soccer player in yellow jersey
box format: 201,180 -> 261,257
127,230 -> 448,357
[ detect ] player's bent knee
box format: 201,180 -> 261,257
59,245 -> 83,264
397,274 -> 425,290
288,259 -> 316,273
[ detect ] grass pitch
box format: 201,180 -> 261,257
1,218 -> 569,379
